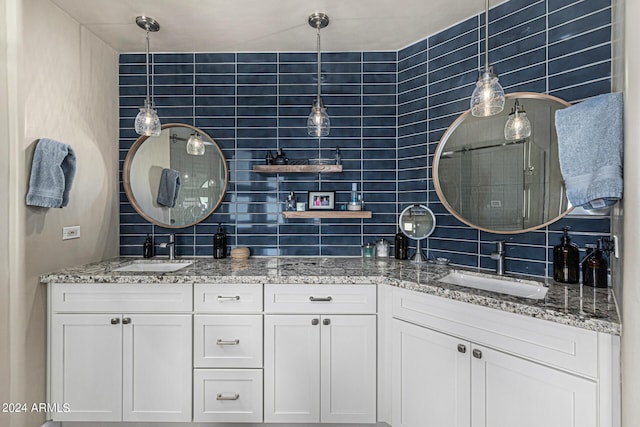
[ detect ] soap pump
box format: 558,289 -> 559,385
213,223 -> 227,259
582,239 -> 608,288
553,227 -> 579,284
143,234 -> 154,259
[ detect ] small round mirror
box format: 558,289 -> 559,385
399,204 -> 436,263
123,123 -> 228,228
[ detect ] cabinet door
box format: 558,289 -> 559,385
320,315 -> 377,423
264,314 -> 320,423
122,314 -> 192,422
392,319 -> 470,427
50,314 -> 123,422
471,345 -> 598,427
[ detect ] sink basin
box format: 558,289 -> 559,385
112,260 -> 194,273
439,271 -> 548,300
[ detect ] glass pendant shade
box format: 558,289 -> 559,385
470,69 -> 505,117
186,133 -> 206,156
307,99 -> 330,137
504,100 -> 532,141
135,101 -> 161,136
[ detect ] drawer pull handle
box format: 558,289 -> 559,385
457,344 -> 466,353
216,393 -> 240,401
217,339 -> 240,345
122,318 -> 131,325
217,296 -> 240,302
309,296 -> 333,302
110,318 -> 120,325
473,349 -> 483,359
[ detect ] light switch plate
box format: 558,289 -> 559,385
62,225 -> 81,240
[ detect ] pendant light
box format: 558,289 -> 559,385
186,132 -> 205,156
307,13 -> 330,137
504,99 -> 532,141
134,16 -> 161,136
470,0 -> 505,117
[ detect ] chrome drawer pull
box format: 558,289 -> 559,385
216,339 -> 240,345
110,318 -> 120,325
216,393 -> 240,401
473,349 -> 483,359
217,296 -> 240,302
309,296 -> 333,302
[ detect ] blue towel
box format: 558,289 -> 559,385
555,92 -> 623,210
26,138 -> 76,208
157,168 -> 181,208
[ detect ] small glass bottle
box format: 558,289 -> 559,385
395,229 -> 408,260
334,146 -> 342,165
583,240 -> 608,288
553,227 -> 579,284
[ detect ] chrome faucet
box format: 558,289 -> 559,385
159,234 -> 176,260
490,241 -> 505,275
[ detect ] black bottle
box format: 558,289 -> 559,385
266,150 -> 274,165
583,240 -> 608,288
553,227 -> 579,284
214,223 -> 227,259
395,229 -> 409,260
273,148 -> 287,165
143,234 -> 154,259
334,146 -> 342,165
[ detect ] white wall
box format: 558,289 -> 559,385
1,0 -> 120,425
621,0 -> 640,423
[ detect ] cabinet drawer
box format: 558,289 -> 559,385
392,288 -> 598,377
194,315 -> 263,368
264,284 -> 376,314
194,284 -> 263,313
193,369 -> 263,423
51,283 -> 192,313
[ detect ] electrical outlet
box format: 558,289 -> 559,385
62,225 -> 81,240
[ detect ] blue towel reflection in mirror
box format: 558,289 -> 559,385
26,138 -> 77,208
157,168 -> 181,208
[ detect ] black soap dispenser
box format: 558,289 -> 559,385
214,223 -> 227,259
395,228 -> 408,260
143,234 -> 154,258
553,227 -> 579,284
583,239 -> 608,288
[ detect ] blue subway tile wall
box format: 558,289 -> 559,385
120,0 -> 612,278
120,51 -> 398,257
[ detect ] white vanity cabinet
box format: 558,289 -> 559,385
193,283 -> 264,423
48,284 -> 193,423
391,287 -> 618,427
263,284 -> 377,424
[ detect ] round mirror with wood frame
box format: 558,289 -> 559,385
123,123 -> 228,228
433,92 -> 572,234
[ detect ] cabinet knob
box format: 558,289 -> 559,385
472,349 -> 482,359
309,296 -> 333,302
216,339 -> 240,345
457,344 -> 466,353
110,318 -> 120,325
323,318 -> 331,326
311,318 -> 319,325
122,317 -> 131,325
216,393 -> 240,401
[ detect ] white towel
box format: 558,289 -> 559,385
555,92 -> 623,210
26,138 -> 76,208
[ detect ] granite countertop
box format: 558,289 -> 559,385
41,256 -> 621,335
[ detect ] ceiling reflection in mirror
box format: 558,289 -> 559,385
433,93 -> 572,234
123,124 -> 228,228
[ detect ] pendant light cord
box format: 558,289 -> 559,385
145,28 -> 151,105
316,25 -> 321,104
484,0 -> 490,72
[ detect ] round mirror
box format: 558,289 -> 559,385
123,123 -> 228,228
399,204 -> 436,263
433,92 -> 572,234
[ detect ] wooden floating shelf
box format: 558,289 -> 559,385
253,164 -> 343,173
282,210 -> 372,219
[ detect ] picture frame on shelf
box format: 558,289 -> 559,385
308,191 -> 335,210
